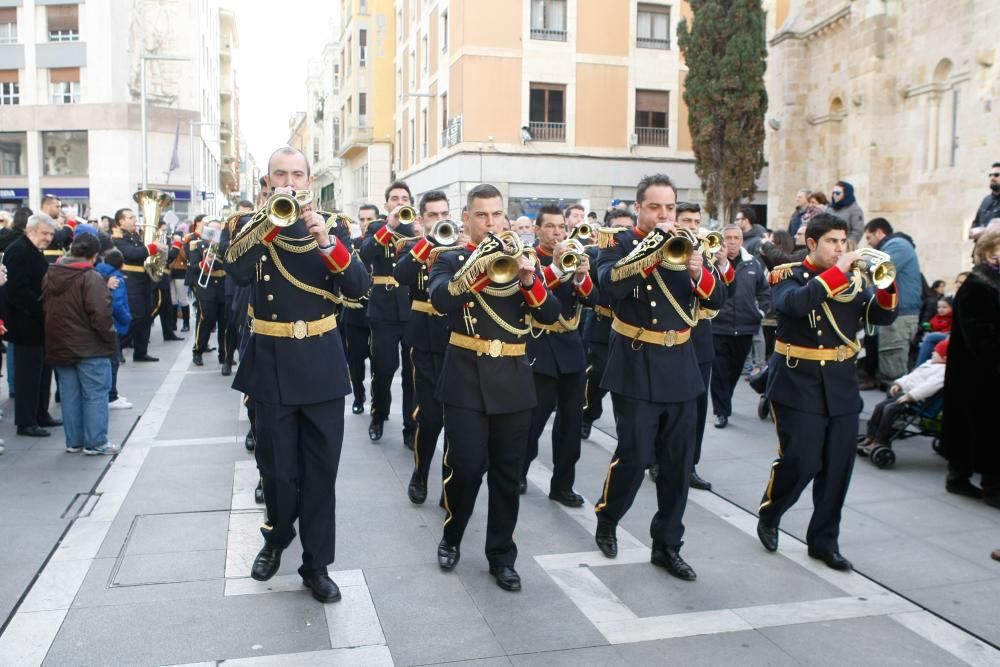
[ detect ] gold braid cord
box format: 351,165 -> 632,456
225,209 -> 272,263
652,271 -> 700,328
768,262 -> 801,286
448,235 -> 505,295
471,290 -> 530,336
266,245 -> 344,306
597,227 -> 625,249
610,229 -> 668,282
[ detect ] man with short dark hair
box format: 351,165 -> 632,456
756,213 -> 897,570
564,204 -> 585,229
863,217 -> 922,381
970,162 -> 1000,241
40,195 -> 72,264
788,189 -> 811,237
341,204 -> 378,413
113,207 -> 166,362
187,219 -> 227,367
362,181 -> 417,445
429,183 -> 559,591
735,207 -> 766,256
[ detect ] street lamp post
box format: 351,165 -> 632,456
140,54 -> 190,191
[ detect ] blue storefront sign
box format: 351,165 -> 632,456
0,188 -> 29,199
41,188 -> 89,198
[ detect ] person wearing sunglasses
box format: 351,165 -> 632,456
969,162 -> 1000,241
827,181 -> 864,244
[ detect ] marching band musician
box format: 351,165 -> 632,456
112,206 -> 167,363
341,204 -> 378,415
169,225 -> 194,334
226,146 -> 368,603
221,200 -> 257,376
756,214 -> 898,571
361,182 -> 417,445
592,174 -> 724,582
428,184 -> 560,592
186,218 -> 227,368
520,205 -> 598,507
393,190 -> 452,505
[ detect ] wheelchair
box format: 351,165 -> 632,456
856,392 -> 944,469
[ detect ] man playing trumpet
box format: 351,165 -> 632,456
187,218 -> 227,368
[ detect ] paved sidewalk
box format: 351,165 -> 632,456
0,337 -> 997,666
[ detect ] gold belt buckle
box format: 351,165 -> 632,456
664,330 -> 677,347
836,347 -> 846,362
292,320 -> 308,340
488,339 -> 503,358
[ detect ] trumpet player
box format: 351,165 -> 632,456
112,207 -> 167,363
593,174 -> 724,582
756,214 -> 898,571
340,204 -> 377,414
227,147 -> 368,603
393,190 -> 452,504
186,219 -> 227,367
521,206 -> 597,507
429,184 -> 560,592
361,181 -> 417,445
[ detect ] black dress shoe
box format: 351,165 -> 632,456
808,548 -> 852,571
651,544 -> 697,581
351,398 -> 365,415
489,565 -> 522,592
133,354 -> 159,362
17,426 -> 50,437
689,469 -> 712,491
714,415 -> 728,429
946,478 -> 983,499
518,479 -> 528,495
302,572 -> 342,603
163,334 -> 185,341
408,471 -> 427,505
757,520 -> 779,552
254,480 -> 264,504
244,430 -> 256,452
368,419 -> 384,442
403,430 -> 415,450
581,420 -> 593,440
221,363 -> 232,376
595,522 -> 618,558
192,353 -> 204,366
648,464 -> 659,482
181,323 -> 190,332
250,544 -> 283,581
38,418 -> 63,428
437,540 -> 460,570
549,489 -> 585,507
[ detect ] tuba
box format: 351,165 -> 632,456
132,189 -> 173,281
853,248 -> 896,289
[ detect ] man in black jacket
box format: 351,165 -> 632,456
710,224 -> 771,429
5,214 -> 62,436
112,207 -> 166,362
969,162 -> 1000,241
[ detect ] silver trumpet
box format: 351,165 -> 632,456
428,219 -> 460,246
196,242 -> 219,288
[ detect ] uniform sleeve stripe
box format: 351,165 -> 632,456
694,267 -> 715,299
323,239 -> 352,273
522,277 -> 548,307
816,266 -> 849,296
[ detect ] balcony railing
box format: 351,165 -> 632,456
441,115 -> 463,148
529,121 -> 565,142
636,126 -> 669,147
530,27 -> 566,41
636,37 -> 670,49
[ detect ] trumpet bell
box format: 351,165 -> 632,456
855,248 -> 897,290
569,222 -> 594,244
487,255 -> 520,283
131,188 -> 173,282
429,219 -> 460,246
267,193 -> 300,227
701,231 -> 723,256
397,206 -> 418,223
664,235 -> 694,265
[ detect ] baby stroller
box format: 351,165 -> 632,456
856,391 -> 944,469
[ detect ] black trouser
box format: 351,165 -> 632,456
13,344 -> 52,427
370,322 -> 415,433
441,405 -> 531,567
595,393 -> 697,547
254,398 -> 344,575
710,334 -> 754,418
583,341 -> 609,424
223,295 -> 241,365
693,362 -> 711,467
342,323 -> 370,405
153,283 -> 174,338
410,347 -> 447,484
866,397 -> 908,444
862,331 -> 879,377
524,369 -> 585,494
194,298 -> 226,358
123,275 -> 153,358
757,402 -> 857,552
109,333 -> 121,401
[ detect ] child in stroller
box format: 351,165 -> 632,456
857,338 -> 948,467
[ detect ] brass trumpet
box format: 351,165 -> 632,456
428,219 -> 460,246
396,206 -> 418,223
699,230 -> 723,257
853,248 -> 896,289
487,231 -> 536,283
568,222 -> 595,245
662,232 -> 694,265
265,190 -> 314,227
557,239 -> 588,273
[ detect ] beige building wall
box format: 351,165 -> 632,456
765,0 -> 1000,281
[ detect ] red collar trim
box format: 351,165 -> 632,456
633,225 -> 649,239
802,258 -> 818,272
464,242 -> 477,252
535,244 -> 553,257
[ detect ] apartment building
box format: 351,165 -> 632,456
0,0 -> 236,219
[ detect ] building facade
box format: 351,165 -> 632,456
305,29 -> 343,213
0,0 -> 238,219
765,0 -> 1000,280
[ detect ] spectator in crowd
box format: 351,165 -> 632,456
0,206 -> 30,252
807,191 -> 829,207
735,207 -> 767,256
0,211 -> 10,229
42,233 -> 118,455
0,260 -> 6,452
969,162 -> 1000,241
914,296 -> 952,366
920,279 -> 947,322
858,338 -> 949,456
828,181 -> 865,244
863,218 -> 922,382
953,271 -> 969,294
787,189 -> 811,237
710,224 -> 771,429
942,228 -> 1000,506
5,213 -> 61,437
511,216 -> 535,246
96,247 -> 132,410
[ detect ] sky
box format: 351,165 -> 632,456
234,1 -> 338,168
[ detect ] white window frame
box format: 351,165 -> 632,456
50,81 -> 80,104
0,22 -> 16,45
0,81 -> 19,105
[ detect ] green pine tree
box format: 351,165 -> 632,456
677,0 -> 768,223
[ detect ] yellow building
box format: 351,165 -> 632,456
392,0 -> 724,217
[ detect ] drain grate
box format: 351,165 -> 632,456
61,492 -> 101,520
